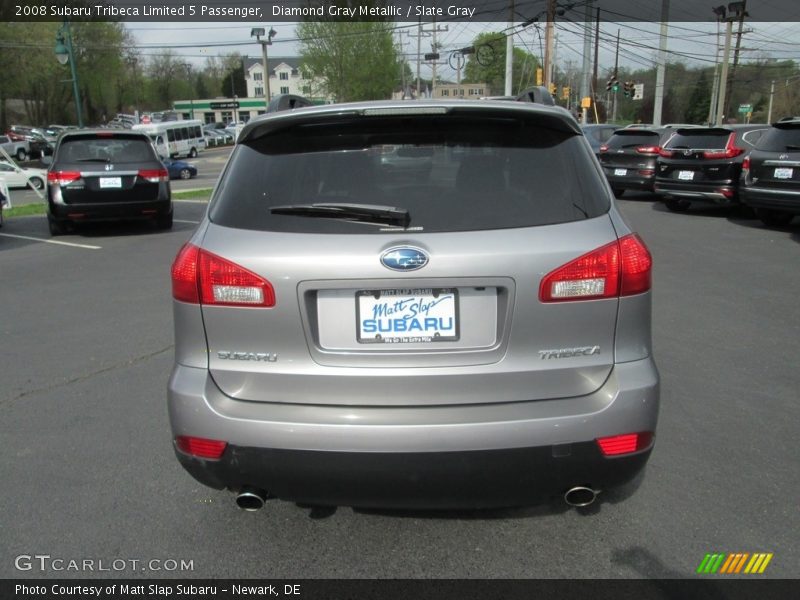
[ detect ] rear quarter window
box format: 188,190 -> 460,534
210,115 -> 610,234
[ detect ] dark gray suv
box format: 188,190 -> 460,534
168,100 -> 659,511
46,129 -> 172,235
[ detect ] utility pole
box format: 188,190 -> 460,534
592,7 -> 600,118
543,0 -> 556,88
612,29 -> 620,123
505,0 -> 514,96
724,0 -> 748,120
652,0 -> 669,126
767,79 -> 775,123
409,20 -> 444,98
708,19 -> 722,125
580,1 -> 593,124
715,18 -> 734,125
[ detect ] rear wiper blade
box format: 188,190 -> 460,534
270,203 -> 411,228
785,145 -> 800,150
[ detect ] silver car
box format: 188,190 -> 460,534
168,100 -> 659,511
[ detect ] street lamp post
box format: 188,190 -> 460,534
181,62 -> 194,120
54,19 -> 83,127
251,27 -> 277,109
126,57 -> 140,122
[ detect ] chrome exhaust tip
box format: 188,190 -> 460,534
235,487 -> 268,511
564,486 -> 599,507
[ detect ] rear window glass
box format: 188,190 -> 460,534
606,132 -> 660,149
58,137 -> 156,163
210,116 -> 609,234
756,126 -> 800,152
665,131 -> 731,149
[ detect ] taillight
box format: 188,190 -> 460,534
171,243 -> 275,307
596,432 -> 654,456
599,144 -> 609,153
741,156 -> 750,173
539,233 -> 652,302
48,170 -> 81,185
657,148 -> 675,158
702,133 -> 743,159
175,436 -> 227,459
138,168 -> 169,183
636,145 -> 660,155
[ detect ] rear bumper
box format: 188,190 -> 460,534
654,181 -> 737,204
48,197 -> 171,222
605,173 -> 655,191
740,186 -> 800,214
168,357 -> 659,508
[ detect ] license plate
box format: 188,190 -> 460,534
99,177 -> 122,189
614,168 -> 627,176
678,170 -> 694,181
356,288 -> 459,344
774,167 -> 793,179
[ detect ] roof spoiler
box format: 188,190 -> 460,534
267,94 -> 314,113
514,86 -> 556,106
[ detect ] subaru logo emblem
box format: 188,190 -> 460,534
380,247 -> 428,271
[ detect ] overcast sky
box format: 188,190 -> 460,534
125,19 -> 800,85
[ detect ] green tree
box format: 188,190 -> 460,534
297,3 -> 400,102
462,32 -> 540,95
684,71 -> 711,124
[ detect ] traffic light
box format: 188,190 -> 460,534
562,86 -> 570,100
548,83 -> 557,95
606,76 -> 618,92
536,68 -> 543,86
623,81 -> 634,98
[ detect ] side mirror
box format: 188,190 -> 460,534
41,155 -> 53,166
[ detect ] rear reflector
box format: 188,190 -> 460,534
539,233 -> 652,302
175,436 -> 227,459
596,432 -> 654,456
741,156 -> 750,173
171,243 -> 275,307
48,170 -> 81,185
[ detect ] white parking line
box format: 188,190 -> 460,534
0,233 -> 102,250
175,219 -> 200,224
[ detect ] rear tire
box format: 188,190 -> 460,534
665,198 -> 691,212
755,208 -> 793,227
29,177 -> 44,190
48,215 -> 67,236
188,147 -> 198,158
612,187 -> 625,198
16,148 -> 27,161
155,210 -> 173,230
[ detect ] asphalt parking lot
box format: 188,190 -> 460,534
0,193 -> 798,579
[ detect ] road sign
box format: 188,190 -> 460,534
633,83 -> 644,101
738,104 -> 752,113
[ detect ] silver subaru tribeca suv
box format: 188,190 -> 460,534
168,99 -> 659,511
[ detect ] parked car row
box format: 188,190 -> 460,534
202,126 -> 234,147
588,120 -> 799,227
4,125 -> 55,159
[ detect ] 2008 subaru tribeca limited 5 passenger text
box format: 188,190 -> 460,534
168,99 -> 659,511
